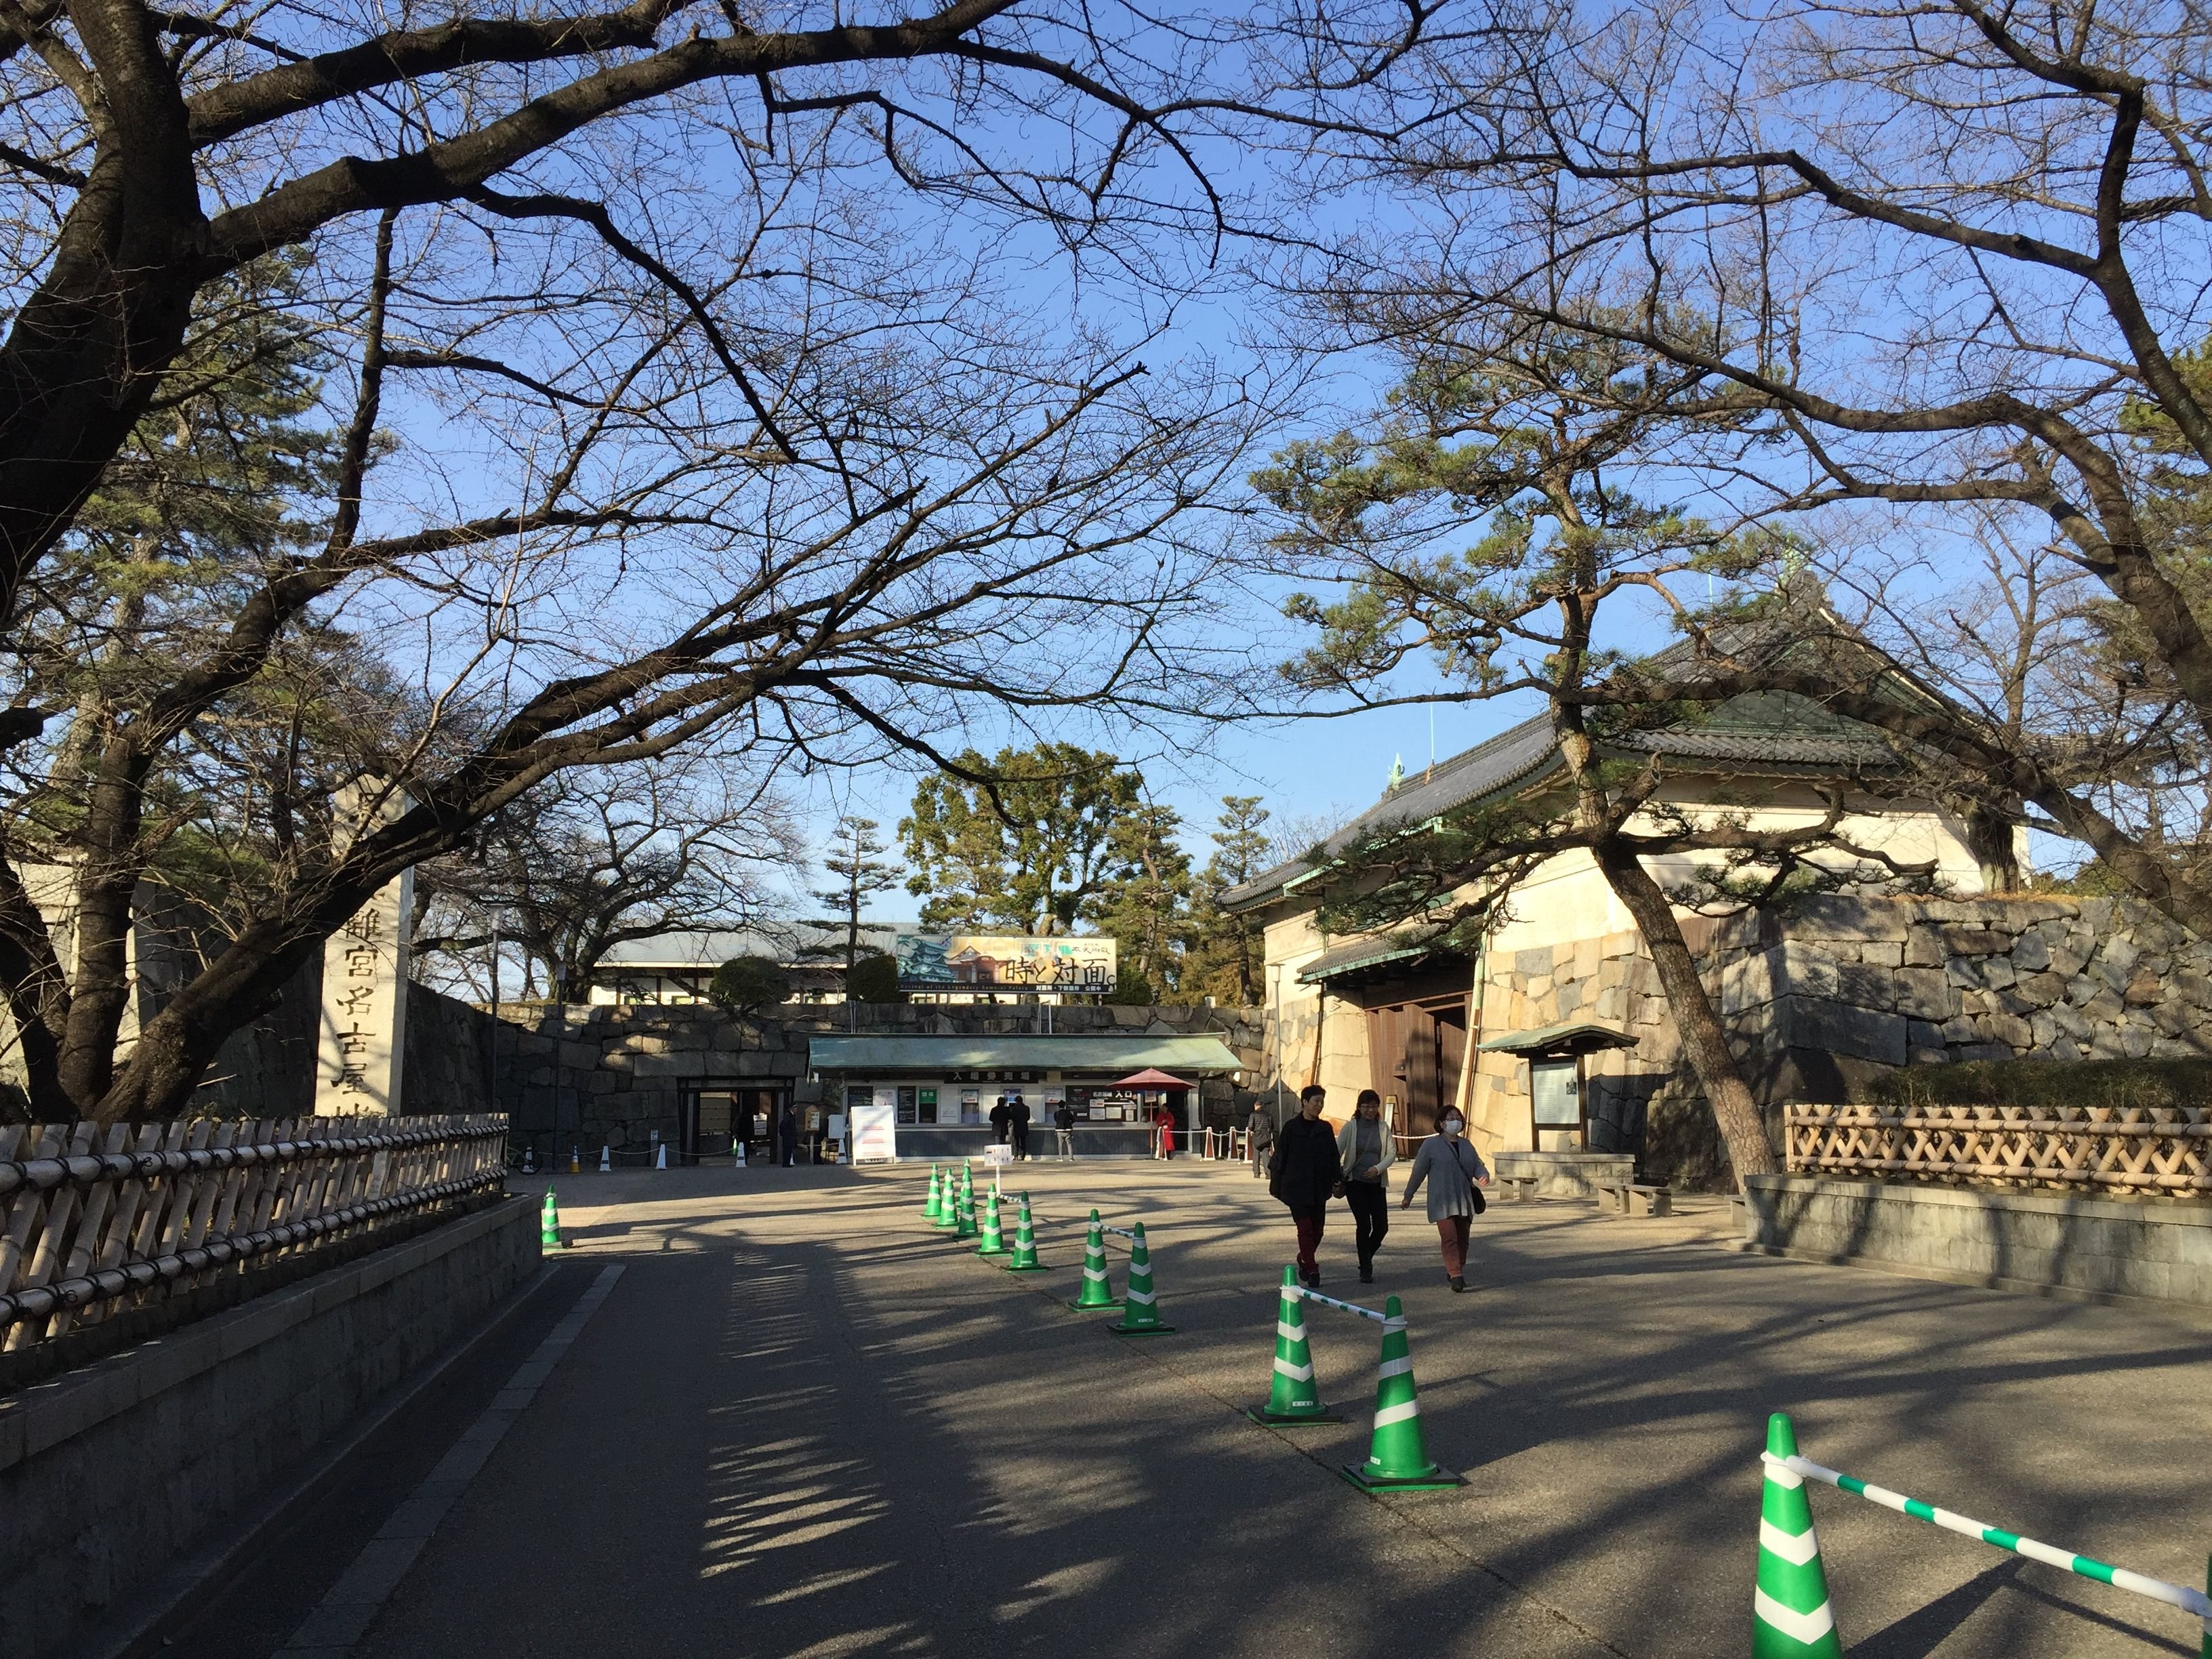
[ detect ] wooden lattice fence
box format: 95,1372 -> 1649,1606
1784,1103 -> 2212,1198
0,1114 -> 507,1349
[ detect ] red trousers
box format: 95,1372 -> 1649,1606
1436,1214 -> 1471,1277
1291,1208 -> 1326,1273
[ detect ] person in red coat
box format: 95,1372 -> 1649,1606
1152,1105 -> 1176,1159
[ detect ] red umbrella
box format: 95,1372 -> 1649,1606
1112,1067 -> 1194,1090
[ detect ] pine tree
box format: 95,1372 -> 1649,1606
811,817 -> 905,972
1184,796 -> 1270,1005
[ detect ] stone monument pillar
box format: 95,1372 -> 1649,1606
315,796 -> 414,1116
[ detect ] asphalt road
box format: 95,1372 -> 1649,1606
161,1162 -> 2212,1658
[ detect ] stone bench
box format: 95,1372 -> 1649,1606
1499,1175 -> 1542,1203
1598,1181 -> 1673,1218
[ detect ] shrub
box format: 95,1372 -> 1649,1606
708,954 -> 791,1014
845,952 -> 903,1003
1866,1056 -> 2212,1111
1107,960 -> 1155,1006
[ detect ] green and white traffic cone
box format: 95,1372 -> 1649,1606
1003,1194 -> 1048,1272
1247,1265 -> 1340,1424
1108,1221 -> 1174,1335
1753,1414 -> 1843,1657
975,1191 -> 1010,1256
922,1164 -> 943,1223
1066,1208 -> 1122,1309
540,1188 -> 566,1250
933,1167 -> 962,1229
1340,1296 -> 1460,1490
956,1185 -> 978,1239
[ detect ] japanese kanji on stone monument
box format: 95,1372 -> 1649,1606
314,794 -> 413,1117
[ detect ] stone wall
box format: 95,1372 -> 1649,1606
1708,895 -> 2212,1091
0,1197 -> 536,1659
1462,894 -> 2212,1188
1743,1172 -> 2212,1307
493,1000 -> 1265,1160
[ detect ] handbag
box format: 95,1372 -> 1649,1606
1453,1140 -> 1487,1214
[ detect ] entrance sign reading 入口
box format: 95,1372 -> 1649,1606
893,933 -> 1115,994
314,867 -> 413,1116
851,1088 -> 899,1162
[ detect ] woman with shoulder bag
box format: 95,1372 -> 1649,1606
1399,1107 -> 1490,1292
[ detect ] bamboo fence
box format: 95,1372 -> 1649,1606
1783,1103 -> 2212,1199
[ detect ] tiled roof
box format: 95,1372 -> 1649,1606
1223,670 -> 1908,914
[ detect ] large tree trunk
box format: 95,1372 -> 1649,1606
1594,844 -> 1778,1186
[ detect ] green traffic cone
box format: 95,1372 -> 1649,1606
1247,1265 -> 1340,1424
1107,1222 -> 1174,1335
1067,1208 -> 1122,1309
1753,1414 -> 1843,1657
540,1188 -> 566,1250
975,1191 -> 1010,1256
1341,1296 -> 1460,1490
923,1164 -> 943,1222
933,1167 -> 962,1229
956,1185 -> 978,1239
1003,1193 -> 1048,1272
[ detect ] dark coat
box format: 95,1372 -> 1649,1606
1270,1114 -> 1343,1211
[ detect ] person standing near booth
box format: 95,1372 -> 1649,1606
777,1103 -> 800,1168
989,1094 -> 1012,1146
1053,1099 -> 1077,1160
1335,1089 -> 1395,1284
1009,1092 -> 1033,1160
1152,1103 -> 1176,1159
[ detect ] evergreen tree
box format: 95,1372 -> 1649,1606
810,817 -> 904,972
1097,800 -> 1193,994
899,744 -> 1145,934
1183,796 -> 1271,1006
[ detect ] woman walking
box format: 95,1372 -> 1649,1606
1335,1089 -> 1395,1284
1269,1084 -> 1344,1288
1399,1108 -> 1490,1292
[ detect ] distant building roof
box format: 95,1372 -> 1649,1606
1477,1021 -> 1639,1057
808,1034 -> 1243,1073
1223,673 -> 1910,915
597,920 -> 909,971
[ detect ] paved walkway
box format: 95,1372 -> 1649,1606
167,1163 -> 2212,1658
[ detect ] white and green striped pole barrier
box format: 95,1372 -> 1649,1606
1764,1416 -> 2212,1656
1755,1414 -> 1841,1657
1246,1266 -> 1342,1425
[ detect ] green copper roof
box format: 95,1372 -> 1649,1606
807,1034 -> 1243,1073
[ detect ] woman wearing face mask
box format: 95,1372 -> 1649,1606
1399,1106 -> 1490,1292
1334,1089 -> 1395,1284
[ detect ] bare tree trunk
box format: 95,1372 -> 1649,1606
1594,844 -> 1778,1186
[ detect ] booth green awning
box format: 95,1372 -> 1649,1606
1477,1020 -> 1637,1057
807,1034 -> 1242,1073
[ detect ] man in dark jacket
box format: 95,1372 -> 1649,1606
1052,1101 -> 1078,1160
989,1096 -> 1012,1145
777,1103 -> 800,1168
1270,1084 -> 1344,1288
1008,1093 -> 1032,1160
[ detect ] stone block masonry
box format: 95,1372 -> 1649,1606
1743,1174 -> 2212,1308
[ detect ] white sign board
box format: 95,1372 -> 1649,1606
982,1143 -> 1014,1170
851,1088 -> 899,1163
